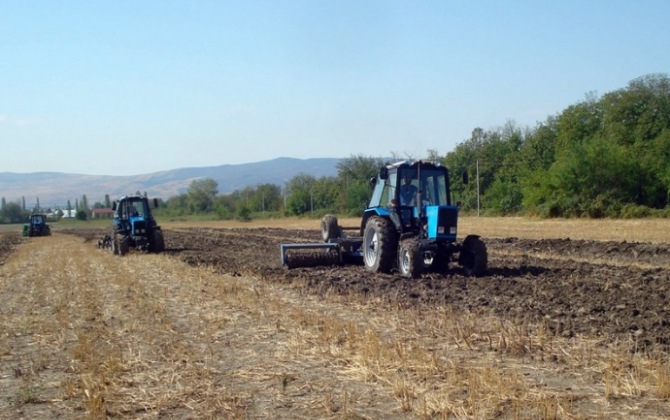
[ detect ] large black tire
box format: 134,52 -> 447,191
398,239 -> 423,278
458,235 -> 487,276
363,216 -> 397,273
321,214 -> 341,242
151,229 -> 165,253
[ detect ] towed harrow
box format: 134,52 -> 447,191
281,219 -> 363,269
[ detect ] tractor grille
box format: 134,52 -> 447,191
429,206 -> 458,240
133,220 -> 147,236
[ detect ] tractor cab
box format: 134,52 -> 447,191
31,214 -> 46,226
364,160 -> 457,240
115,196 -> 151,220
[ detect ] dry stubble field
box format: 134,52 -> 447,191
1,217 -> 670,419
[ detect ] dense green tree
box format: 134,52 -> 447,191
0,202 -> 24,223
81,195 -> 89,212
187,178 -> 218,213
75,209 -> 88,221
213,194 -> 236,219
236,202 -> 251,221
286,173 -> 316,215
336,155 -> 385,185
163,194 -> 188,216
242,183 -> 283,213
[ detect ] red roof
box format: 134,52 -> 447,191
92,208 -> 114,214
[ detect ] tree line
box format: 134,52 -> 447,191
159,74 -> 670,220
3,73 -> 668,223
0,194 -> 113,223
445,73 -> 670,218
156,155 -> 389,220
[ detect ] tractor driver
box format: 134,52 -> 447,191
399,176 -> 418,206
128,204 -> 139,217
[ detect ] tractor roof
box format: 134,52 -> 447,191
118,195 -> 146,201
386,160 -> 444,171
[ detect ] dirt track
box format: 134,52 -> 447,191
64,226 -> 670,348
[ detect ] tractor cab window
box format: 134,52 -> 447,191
396,168 -> 449,207
124,201 -> 147,218
381,175 -> 397,207
419,170 -> 449,206
369,175 -> 397,208
398,170 -> 418,206
32,215 -> 44,224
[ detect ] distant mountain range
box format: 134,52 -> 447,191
0,157 -> 341,208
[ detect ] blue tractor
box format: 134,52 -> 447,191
104,195 -> 165,256
282,160 -> 487,277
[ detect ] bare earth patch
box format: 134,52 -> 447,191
1,219 -> 670,419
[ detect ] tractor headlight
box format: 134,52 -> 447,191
438,226 -> 445,234
450,227 -> 457,235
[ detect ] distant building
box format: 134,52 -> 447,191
92,208 -> 114,219
61,209 -> 77,218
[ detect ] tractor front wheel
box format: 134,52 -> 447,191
151,229 -> 165,253
113,234 -> 130,256
363,216 -> 397,273
458,235 -> 487,276
398,239 -> 423,278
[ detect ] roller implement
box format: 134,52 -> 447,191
281,160 -> 487,277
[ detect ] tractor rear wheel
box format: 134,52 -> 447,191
321,214 -> 341,242
458,235 -> 487,276
398,239 -> 423,278
363,216 -> 397,273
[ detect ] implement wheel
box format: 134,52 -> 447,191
321,214 -> 341,242
363,216 -> 397,274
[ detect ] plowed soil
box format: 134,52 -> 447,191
64,226 -> 670,347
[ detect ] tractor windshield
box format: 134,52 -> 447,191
419,170 -> 449,206
397,168 -> 449,206
368,164 -> 451,208
122,199 -> 149,218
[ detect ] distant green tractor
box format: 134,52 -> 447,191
23,214 -> 51,237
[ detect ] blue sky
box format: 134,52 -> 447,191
1,1 -> 669,176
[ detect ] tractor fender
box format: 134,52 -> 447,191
360,208 -> 391,236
